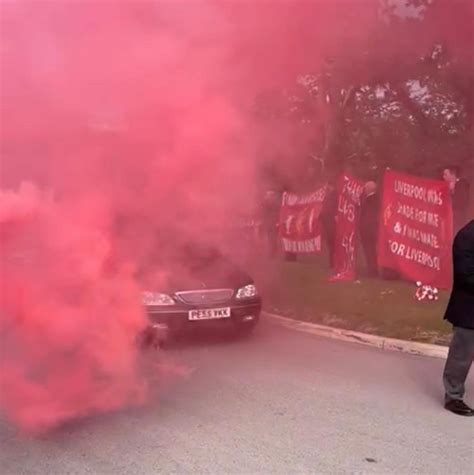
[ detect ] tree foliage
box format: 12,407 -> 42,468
255,0 -> 474,187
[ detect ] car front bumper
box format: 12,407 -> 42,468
145,299 -> 262,332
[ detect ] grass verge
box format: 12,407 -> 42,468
249,256 -> 452,346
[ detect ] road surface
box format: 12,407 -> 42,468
1,317 -> 473,474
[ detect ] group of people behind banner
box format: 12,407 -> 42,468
260,165 -> 471,288
319,166 -> 471,282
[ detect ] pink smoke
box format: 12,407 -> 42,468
1,0 -> 471,433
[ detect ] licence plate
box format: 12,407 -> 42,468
188,307 -> 231,321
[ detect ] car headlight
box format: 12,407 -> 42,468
236,284 -> 258,299
142,291 -> 175,306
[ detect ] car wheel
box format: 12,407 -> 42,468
138,326 -> 169,350
233,320 -> 258,338
161,329 -> 184,348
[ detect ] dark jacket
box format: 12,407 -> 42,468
444,220 -> 474,329
360,192 -> 380,240
452,179 -> 471,233
320,186 -> 338,233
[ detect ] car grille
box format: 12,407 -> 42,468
175,289 -> 234,305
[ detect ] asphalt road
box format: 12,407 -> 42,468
1,317 -> 473,474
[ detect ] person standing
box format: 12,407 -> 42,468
261,190 -> 281,257
442,167 -> 471,233
320,184 -> 338,270
443,219 -> 474,416
359,181 -> 380,277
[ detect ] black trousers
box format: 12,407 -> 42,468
361,231 -> 378,277
321,222 -> 335,269
443,327 -> 474,402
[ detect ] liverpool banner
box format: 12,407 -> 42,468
331,173 -> 365,281
378,169 -> 453,289
279,187 -> 327,253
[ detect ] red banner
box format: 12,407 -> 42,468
378,169 -> 453,289
279,187 -> 327,253
331,173 -> 365,281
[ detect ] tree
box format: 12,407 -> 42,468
254,0 -> 474,188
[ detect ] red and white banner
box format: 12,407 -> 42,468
279,187 -> 327,253
331,173 -> 365,281
378,169 -> 453,289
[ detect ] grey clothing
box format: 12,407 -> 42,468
443,326 -> 474,402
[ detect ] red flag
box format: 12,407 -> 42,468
331,173 -> 365,281
279,187 -> 327,254
377,169 -> 453,289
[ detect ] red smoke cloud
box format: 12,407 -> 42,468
1,0 -> 471,433
1,183 -> 148,432
0,0 -> 277,433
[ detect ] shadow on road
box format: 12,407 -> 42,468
162,325 -> 261,350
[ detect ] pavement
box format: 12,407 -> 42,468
264,312 -> 450,359
1,317 -> 473,474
